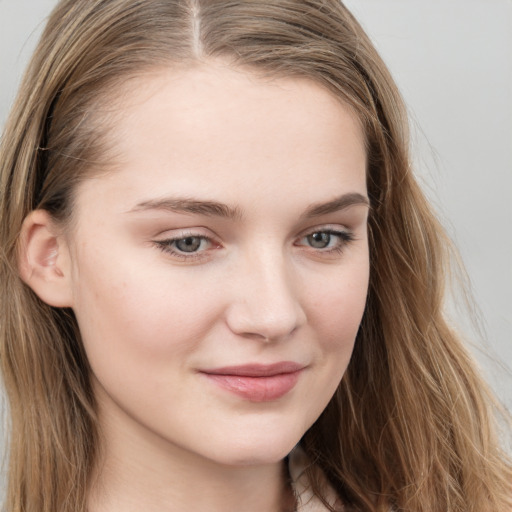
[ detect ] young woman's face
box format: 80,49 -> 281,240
66,62 -> 369,466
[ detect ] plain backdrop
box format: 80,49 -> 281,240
1,0 -> 511,483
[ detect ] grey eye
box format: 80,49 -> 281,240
174,236 -> 203,253
306,232 -> 331,249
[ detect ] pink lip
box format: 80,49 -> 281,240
200,362 -> 305,402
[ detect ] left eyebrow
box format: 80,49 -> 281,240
127,197 -> 244,220
301,192 -> 370,219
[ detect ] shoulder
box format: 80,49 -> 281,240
288,446 -> 343,512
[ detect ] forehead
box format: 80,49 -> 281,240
75,61 -> 367,216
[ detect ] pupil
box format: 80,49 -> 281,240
176,237 -> 201,252
308,232 -> 330,248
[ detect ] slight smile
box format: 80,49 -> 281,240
200,362 -> 306,402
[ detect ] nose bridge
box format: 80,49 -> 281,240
226,245 -> 306,341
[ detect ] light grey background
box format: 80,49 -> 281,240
1,0 -> 511,483
342,0 -> 512,410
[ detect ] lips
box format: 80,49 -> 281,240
200,362 -> 305,402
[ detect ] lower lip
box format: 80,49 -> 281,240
202,371 -> 302,402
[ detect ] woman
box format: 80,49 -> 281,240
0,1 -> 510,511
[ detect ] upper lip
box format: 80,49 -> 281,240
201,362 -> 305,377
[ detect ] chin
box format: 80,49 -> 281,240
203,425 -> 305,467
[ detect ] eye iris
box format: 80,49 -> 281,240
308,232 -> 331,249
175,237 -> 202,253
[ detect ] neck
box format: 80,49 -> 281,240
87,399 -> 296,512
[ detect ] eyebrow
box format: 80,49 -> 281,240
129,197 -> 244,220
129,192 -> 369,220
301,192 -> 369,218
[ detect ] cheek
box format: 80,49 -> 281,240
69,244 -> 222,371
294,258 -> 369,431
304,258 -> 369,408
308,258 -> 369,352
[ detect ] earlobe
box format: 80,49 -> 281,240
18,209 -> 74,308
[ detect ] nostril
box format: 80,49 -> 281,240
225,298 -> 306,343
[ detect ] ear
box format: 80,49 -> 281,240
18,209 -> 74,308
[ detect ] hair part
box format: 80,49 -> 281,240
0,1 -> 510,511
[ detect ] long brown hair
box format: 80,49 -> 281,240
1,1 -> 510,511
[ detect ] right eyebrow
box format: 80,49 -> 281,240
127,197 -> 244,221
301,192 -> 370,219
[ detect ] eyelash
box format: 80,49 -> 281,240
154,232 -> 217,261
296,229 -> 355,255
154,228 -> 355,261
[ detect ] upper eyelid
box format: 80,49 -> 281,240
297,224 -> 352,237
154,224 -> 352,241
300,228 -> 351,237
154,227 -> 217,240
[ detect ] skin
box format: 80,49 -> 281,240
24,61 -> 370,511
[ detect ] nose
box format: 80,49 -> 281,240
225,250 -> 307,342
